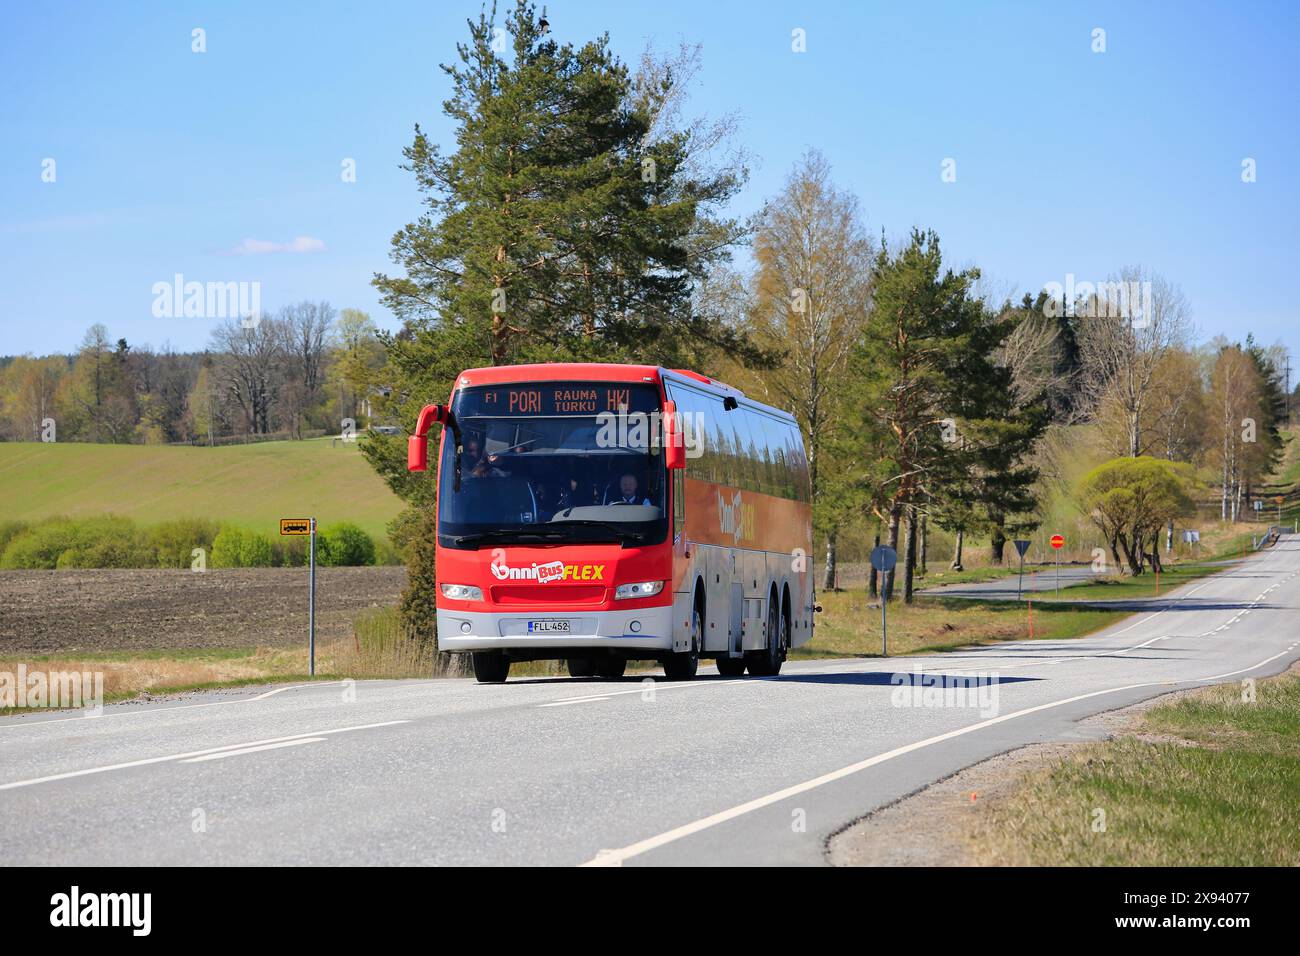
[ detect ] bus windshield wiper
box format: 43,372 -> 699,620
452,529 -> 570,546
546,519 -> 647,544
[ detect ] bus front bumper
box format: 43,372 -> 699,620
435,604 -> 675,653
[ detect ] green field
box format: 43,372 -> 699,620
0,439 -> 404,541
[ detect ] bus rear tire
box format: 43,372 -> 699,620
567,657 -> 595,678
746,595 -> 785,677
472,651 -> 510,683
715,657 -> 746,677
595,658 -> 627,679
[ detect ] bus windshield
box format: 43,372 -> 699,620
437,382 -> 668,547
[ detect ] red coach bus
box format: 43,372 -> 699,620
407,364 -> 814,683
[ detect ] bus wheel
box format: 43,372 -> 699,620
567,658 -> 595,678
595,657 -> 627,679
746,596 -> 784,676
715,656 -> 746,677
472,651 -> 510,683
663,604 -> 702,680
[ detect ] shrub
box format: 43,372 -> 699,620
0,520 -> 29,557
148,518 -> 222,569
318,522 -> 376,566
274,535 -> 310,568
0,516 -> 154,569
210,527 -> 276,567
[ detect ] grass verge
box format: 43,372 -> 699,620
970,666 -> 1300,865
798,590 -> 1127,658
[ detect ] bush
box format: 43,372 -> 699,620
318,522 -> 376,566
148,518 -> 222,569
0,520 -> 29,557
0,516 -> 155,569
274,535 -> 310,568
210,527 -> 276,568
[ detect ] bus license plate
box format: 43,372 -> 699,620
528,620 -> 570,634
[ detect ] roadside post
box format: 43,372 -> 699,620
870,545 -> 898,656
280,517 -> 316,675
1050,534 -> 1065,594
1013,539 -> 1031,600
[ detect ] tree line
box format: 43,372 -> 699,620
0,305 -> 387,445
355,1 -> 1294,646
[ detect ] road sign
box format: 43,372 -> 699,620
281,517 -> 318,675
1048,534 -> 1064,593
870,545 -> 897,656
1013,539 -> 1031,599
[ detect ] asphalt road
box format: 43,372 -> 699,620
2,536 -> 1298,866
919,558 -> 1240,604
920,562 -> 1107,598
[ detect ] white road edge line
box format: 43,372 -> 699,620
0,720 -> 409,791
581,646 -> 1297,867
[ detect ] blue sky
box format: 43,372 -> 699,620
2,0 -> 1297,364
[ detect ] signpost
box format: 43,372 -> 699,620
1013,539 -> 1031,600
281,517 -> 317,676
870,545 -> 898,656
1050,534 -> 1065,594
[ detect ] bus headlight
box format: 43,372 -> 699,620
614,580 -> 665,600
440,583 -> 483,601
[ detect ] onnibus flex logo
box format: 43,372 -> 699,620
489,551 -> 606,583
717,489 -> 755,544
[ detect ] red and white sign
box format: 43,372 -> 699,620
1050,534 -> 1065,550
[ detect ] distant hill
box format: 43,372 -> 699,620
0,438 -> 404,541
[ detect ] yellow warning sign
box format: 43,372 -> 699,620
280,518 -> 312,536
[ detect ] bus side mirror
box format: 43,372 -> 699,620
407,404 -> 446,473
663,401 -> 686,471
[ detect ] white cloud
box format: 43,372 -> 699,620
223,235 -> 326,256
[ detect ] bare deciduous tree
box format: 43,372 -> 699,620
1075,267 -> 1190,457
736,150 -> 874,590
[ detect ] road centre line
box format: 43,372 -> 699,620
0,680 -> 359,730
181,738 -> 327,763
0,720 -> 409,791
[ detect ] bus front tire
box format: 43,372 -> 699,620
567,657 -> 595,678
472,651 -> 510,683
663,604 -> 703,680
595,657 -> 627,679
